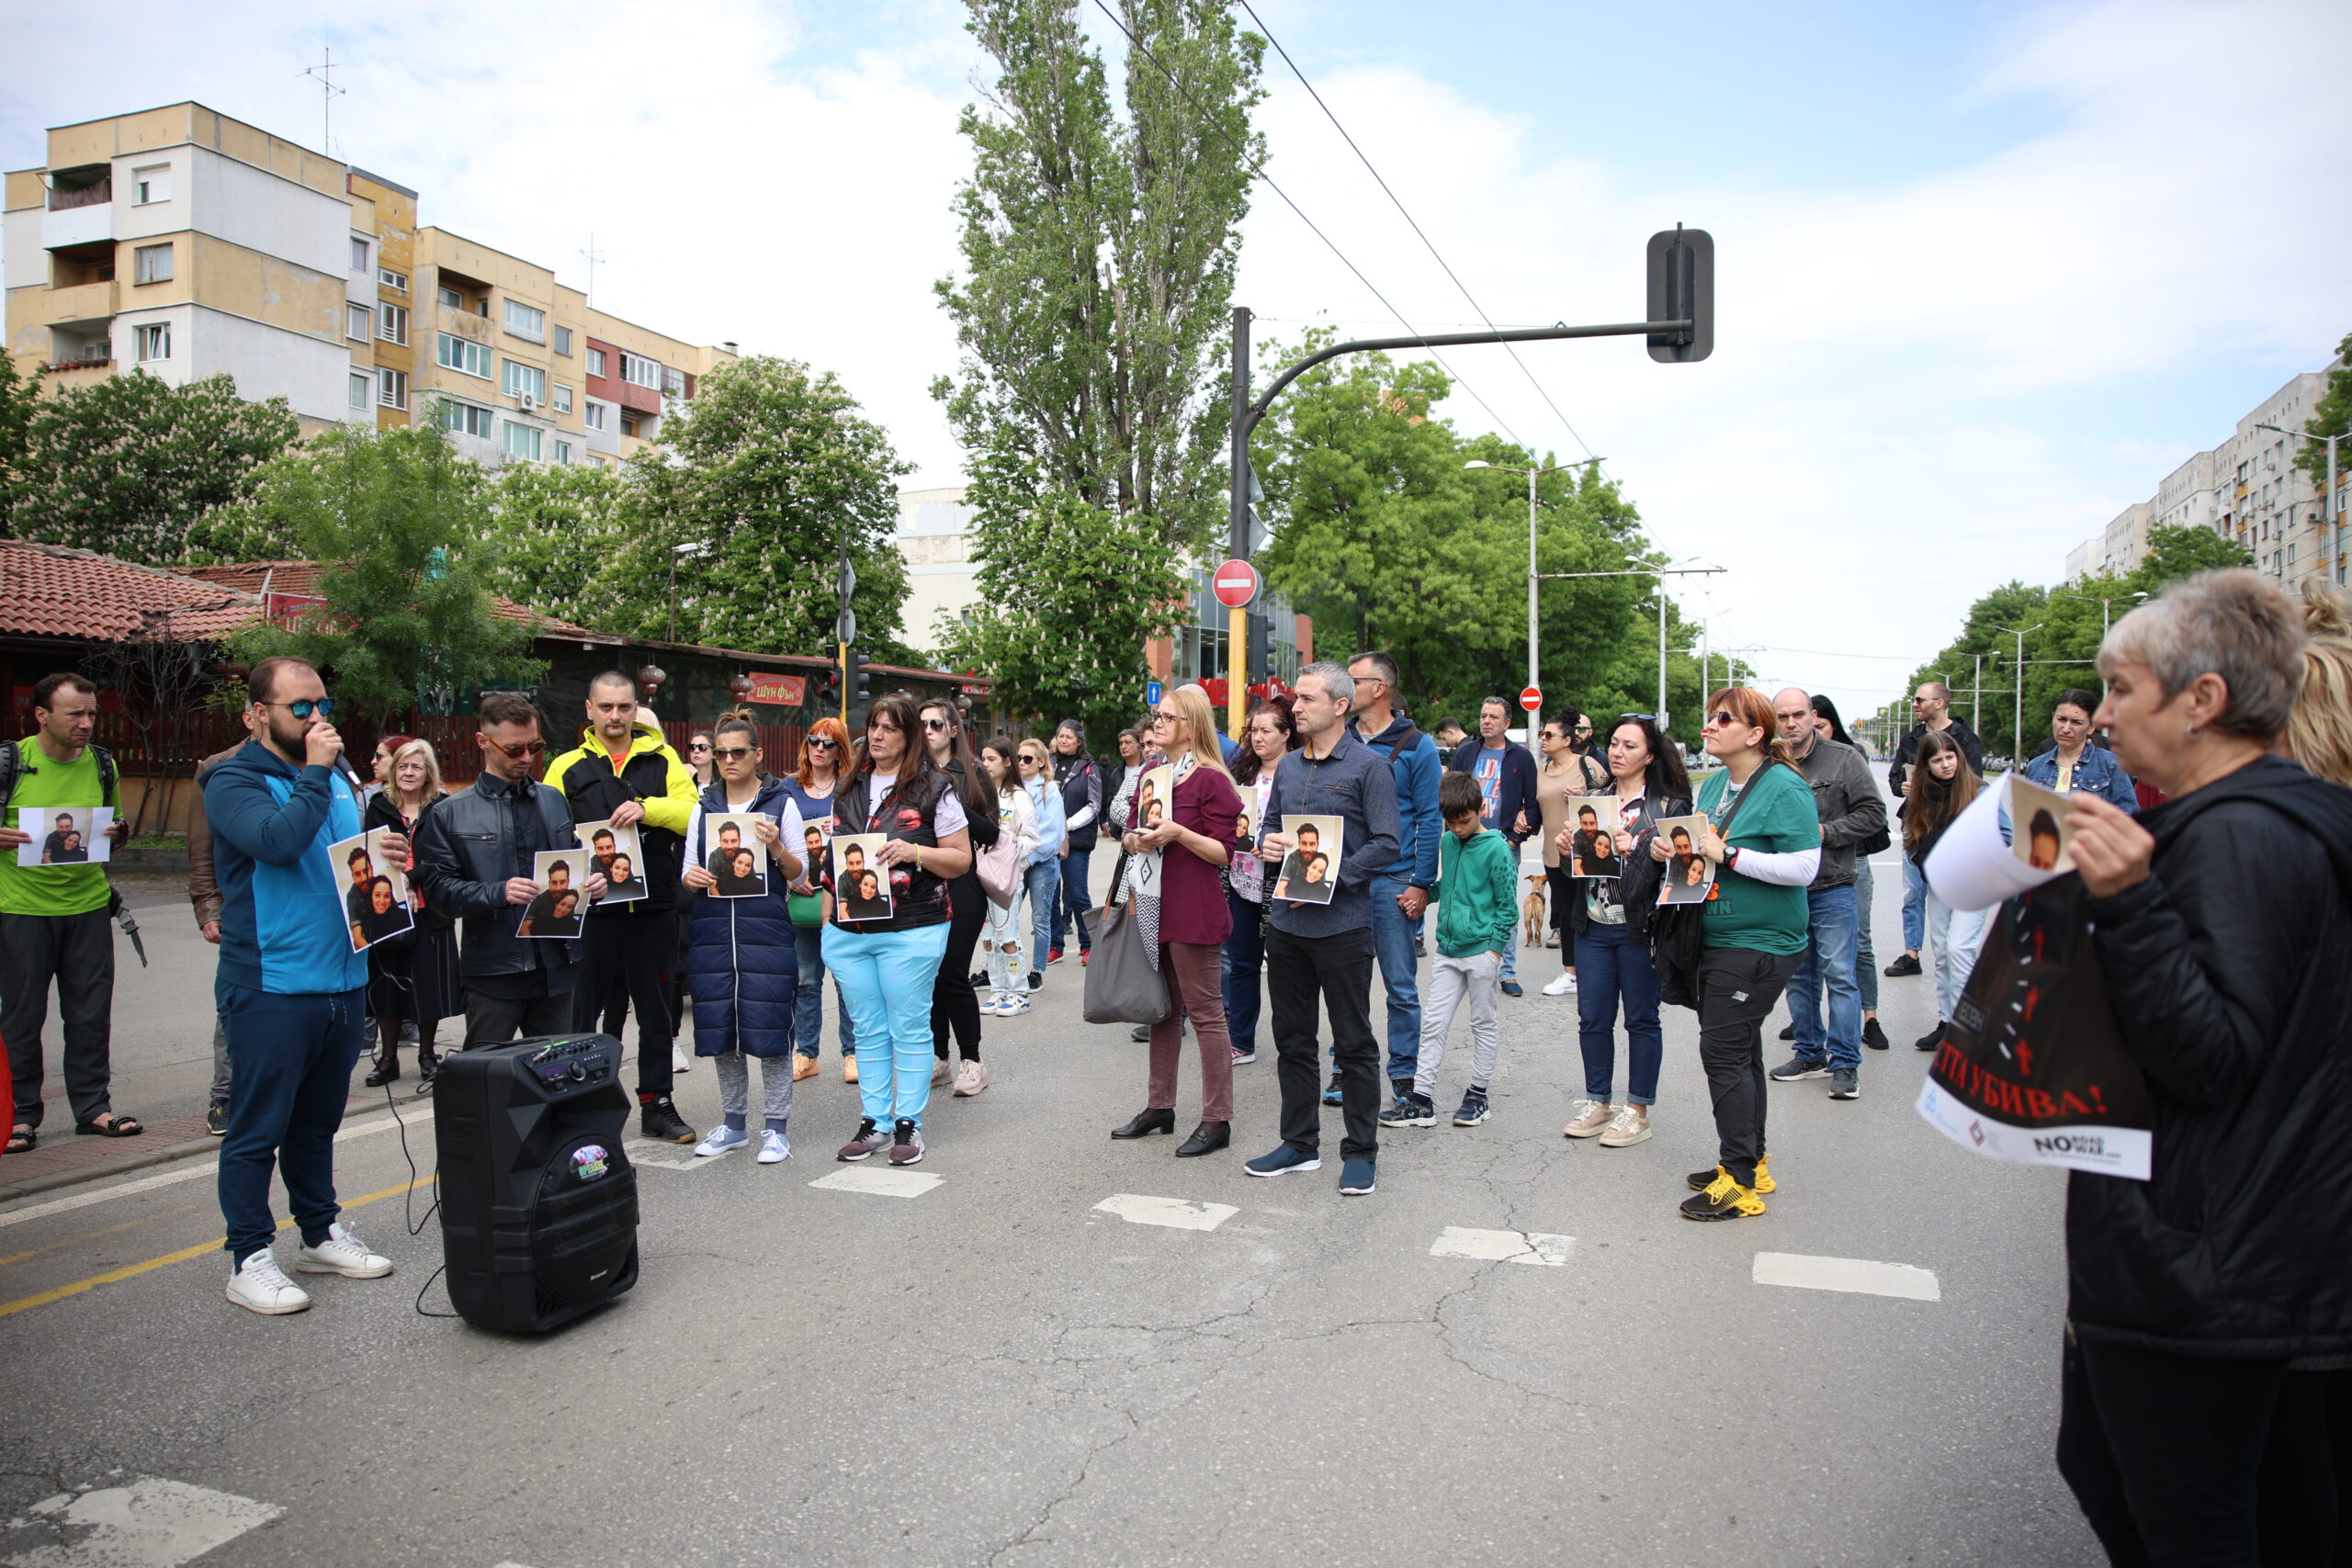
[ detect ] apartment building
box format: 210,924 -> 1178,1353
6,103 -> 733,464
2064,362 -> 2347,590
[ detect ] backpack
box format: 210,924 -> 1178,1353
0,738 -> 119,812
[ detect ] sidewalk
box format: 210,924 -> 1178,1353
0,1087 -> 399,1203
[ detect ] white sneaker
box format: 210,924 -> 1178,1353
932,1058 -> 952,1088
695,1124 -> 749,1158
227,1248 -> 311,1314
1542,973 -> 1577,997
673,1044 -> 693,1073
1562,1099 -> 1615,1138
757,1128 -> 791,1164
1003,994 -> 1032,1015
1598,1104 -> 1653,1147
980,993 -> 1003,1017
292,1222 -> 393,1279
954,1059 -> 989,1097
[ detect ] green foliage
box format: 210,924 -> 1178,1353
2296,330 -> 2351,490
480,458 -> 633,629
4,370 -> 297,563
228,425 -> 544,726
0,354 -> 40,532
2136,521 -> 2255,587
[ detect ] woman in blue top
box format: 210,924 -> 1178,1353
1668,687 -> 1821,1222
2019,689 -> 2138,813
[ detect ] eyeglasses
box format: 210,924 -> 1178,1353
712,745 -> 753,760
486,738 -> 548,760
259,697 -> 334,719
805,737 -> 839,751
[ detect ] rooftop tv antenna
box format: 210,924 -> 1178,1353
578,233 -> 606,310
300,46 -> 347,155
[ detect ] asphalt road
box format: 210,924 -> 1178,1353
0,840 -> 2101,1567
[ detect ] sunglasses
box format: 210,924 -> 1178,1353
1019,752 -> 1043,764
922,717 -> 953,732
487,738 -> 548,760
260,697 -> 334,718
712,745 -> 753,760
1705,710 -> 1738,728
689,740 -> 711,751
806,737 -> 840,750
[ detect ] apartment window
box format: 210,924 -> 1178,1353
583,402 -> 606,431
134,322 -> 170,362
351,236 -> 370,272
552,383 -> 573,413
503,422 -> 542,462
350,372 -> 372,410
436,400 -> 493,438
378,303 -> 409,345
554,441 -> 573,466
621,413 -> 641,439
435,333 -> 492,378
133,243 -> 174,285
503,299 -> 547,344
662,366 -> 685,397
586,347 -> 607,378
379,267 -> 408,293
439,286 -> 463,310
379,368 -> 408,409
346,304 -> 371,342
132,164 -> 171,205
554,326 -> 573,356
502,360 -> 547,403
620,352 -> 660,389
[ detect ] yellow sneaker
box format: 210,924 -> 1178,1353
1679,1170 -> 1765,1221
1754,1154 -> 1775,1194
1687,1156 -> 1775,1194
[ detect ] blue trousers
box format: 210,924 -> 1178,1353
1052,848 -> 1093,954
823,922 -> 950,1129
1221,889 -> 1266,1050
1787,883 -> 1862,1070
1024,860 -> 1061,974
216,981 -> 366,1262
1902,857 -> 1927,953
1368,872 -> 1423,1083
792,922 -> 856,1058
1574,919 -> 1664,1103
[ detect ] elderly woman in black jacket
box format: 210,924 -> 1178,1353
2055,569 -> 2352,1562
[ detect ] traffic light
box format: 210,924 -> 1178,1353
846,647 -> 872,706
1646,225 -> 1713,364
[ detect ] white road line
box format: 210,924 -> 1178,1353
0,1111 -> 411,1230
810,1168 -> 943,1199
1429,1226 -> 1575,1267
1753,1251 -> 1941,1302
622,1140 -> 719,1172
1092,1193 -> 1238,1232
4,1477 -> 280,1566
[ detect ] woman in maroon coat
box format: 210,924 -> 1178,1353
1109,684 -> 1244,1157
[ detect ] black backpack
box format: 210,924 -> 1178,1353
0,737 -> 119,812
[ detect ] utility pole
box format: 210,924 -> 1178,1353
1227,306 -> 1250,739
1994,622 -> 2043,770
1972,652 -> 1982,736
1656,594 -> 1668,732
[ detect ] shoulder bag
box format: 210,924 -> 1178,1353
1080,897 -> 1170,1025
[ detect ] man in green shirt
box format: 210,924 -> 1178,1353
2,673 -> 138,1151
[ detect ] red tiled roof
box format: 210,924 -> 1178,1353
180,561 -> 594,637
0,540 -> 266,643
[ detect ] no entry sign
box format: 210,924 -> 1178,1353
1212,558 -> 1260,608
1520,686 -> 1543,712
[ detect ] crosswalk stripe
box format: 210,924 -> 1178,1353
1429,1226 -> 1575,1266
1091,1193 -> 1238,1231
809,1168 -> 942,1198
2,1476 -> 279,1565
1752,1250 -> 1940,1301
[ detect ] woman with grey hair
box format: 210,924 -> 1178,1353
2052,569 -> 2352,1561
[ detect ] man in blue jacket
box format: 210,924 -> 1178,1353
1447,696 -> 1541,996
203,657 -> 396,1315
1346,651 -> 1442,1111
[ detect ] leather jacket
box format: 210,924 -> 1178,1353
413,769 -> 581,981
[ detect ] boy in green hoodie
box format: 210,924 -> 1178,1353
1385,771 -> 1521,1128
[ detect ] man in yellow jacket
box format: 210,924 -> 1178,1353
544,671 -> 700,1143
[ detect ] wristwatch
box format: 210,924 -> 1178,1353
1725,845 -> 1741,873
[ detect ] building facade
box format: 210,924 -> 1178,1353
6,103 -> 733,461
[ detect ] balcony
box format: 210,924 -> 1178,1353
44,202 -> 113,252
47,168 -> 110,210
37,278 -> 116,330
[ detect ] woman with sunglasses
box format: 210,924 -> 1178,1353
1666,688 -> 1818,1221
922,698 -> 999,1097
781,716 -> 858,1082
684,731 -> 716,792
824,695 -> 974,1168
1014,738 -> 1067,996
1533,708 -> 1611,998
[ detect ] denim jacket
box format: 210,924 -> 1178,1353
2020,743 -> 2139,814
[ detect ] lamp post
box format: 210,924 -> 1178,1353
669,541 -> 710,644
1993,622 -> 2043,770
2254,421 -> 2344,585
2052,588 -> 2147,637
1464,457 -> 1606,694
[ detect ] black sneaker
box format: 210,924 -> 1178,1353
639,1096 -> 696,1144
1828,1068 -> 1860,1100
1777,1023 -> 1797,1041
205,1100 -> 229,1136
1768,1055 -> 1831,1082
888,1118 -> 924,1166
1453,1089 -> 1491,1126
1916,1023 -> 1946,1053
1862,1018 -> 1891,1051
1378,1093 -> 1435,1128
1320,1074 -> 1344,1107
1025,971 -> 1044,993
1884,953 -> 1923,977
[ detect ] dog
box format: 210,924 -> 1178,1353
1522,873 -> 1552,948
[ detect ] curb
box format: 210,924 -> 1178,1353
0,1100 -> 398,1206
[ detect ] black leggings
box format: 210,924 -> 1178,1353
368,962 -> 440,1057
932,874 -> 986,1061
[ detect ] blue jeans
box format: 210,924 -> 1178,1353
791,923 -> 856,1059
1901,857 -> 1927,953
1368,872 -> 1423,1083
1854,858 -> 1880,1012
216,981 -> 366,1261
823,921 -> 950,1129
1787,883 -> 1862,1070
1221,889 -> 1266,1051
1574,919 -> 1663,1102
1025,859 -> 1061,974
1052,848 -> 1093,954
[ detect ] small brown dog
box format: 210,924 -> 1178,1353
1523,873 -> 1551,948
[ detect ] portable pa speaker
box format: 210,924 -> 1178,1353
433,1033 -> 639,1333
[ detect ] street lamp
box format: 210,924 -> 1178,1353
2254,422 -> 2345,585
669,540 -> 710,644
1993,622 -> 2043,770
2052,589 -> 2146,637
1464,457 -> 1606,696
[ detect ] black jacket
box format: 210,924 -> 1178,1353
1054,753 -> 1102,852
412,770 -> 582,984
2068,755 -> 2352,1358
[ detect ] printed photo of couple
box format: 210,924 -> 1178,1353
14,806 -> 113,868
575,818 -> 645,905
705,812 -> 772,899
1566,795 -> 1623,880
330,827 -> 416,953
1653,814 -> 1716,907
831,831 -> 893,922
518,850 -> 586,940
1273,814 -> 1344,906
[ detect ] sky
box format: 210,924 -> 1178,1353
6,0 -> 2348,716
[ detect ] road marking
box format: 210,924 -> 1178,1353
623,1139 -> 719,1172
1429,1226 -> 1575,1267
0,1111 -> 409,1231
0,1177 -> 427,1322
809,1168 -> 942,1199
2,1476 -> 280,1565
1752,1251 -> 1941,1302
1092,1193 -> 1237,1232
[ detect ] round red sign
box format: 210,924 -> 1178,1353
1212,558 -> 1260,608
1519,686 -> 1543,712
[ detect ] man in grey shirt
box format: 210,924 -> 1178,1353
1245,661 -> 1401,1196
1764,687 -> 1887,1101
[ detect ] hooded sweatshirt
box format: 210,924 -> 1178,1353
201,738 -> 368,997
1430,825 -> 1521,959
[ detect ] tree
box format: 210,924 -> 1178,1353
0,354 -> 40,533
7,371 -> 297,563
480,458 -> 632,629
2133,521 -> 2253,589
2296,329 -> 2351,491
229,426 -> 543,726
590,356 -> 914,660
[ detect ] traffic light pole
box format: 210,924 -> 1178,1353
1227,307 -> 1251,740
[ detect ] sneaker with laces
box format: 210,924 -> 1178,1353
1884,953 -> 1923,977
639,1095 -> 696,1144
292,1223 -> 393,1279
1004,994 -> 1032,1015
837,1118 -> 890,1161
1453,1089 -> 1491,1126
1769,1055 -> 1831,1082
1562,1099 -> 1615,1138
1230,1045 -> 1257,1066
1320,1073 -> 1345,1107
1048,946 -> 1064,964
1597,1104 -> 1651,1146
205,1100 -> 229,1136
1862,1018 -> 1891,1051
932,1058 -> 951,1088
954,1059 -> 989,1097
1243,1143 -> 1322,1178
1025,971 -> 1045,993
1379,1093 -> 1437,1128
673,1044 -> 693,1074
1828,1067 -> 1860,1100
888,1119 -> 925,1165
1916,1022 -> 1947,1052
1541,973 -> 1577,997
695,1124 -> 750,1158
1679,1169 -> 1765,1221
758,1128 -> 792,1164
1687,1156 -> 1775,1194
227,1247 -> 311,1314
